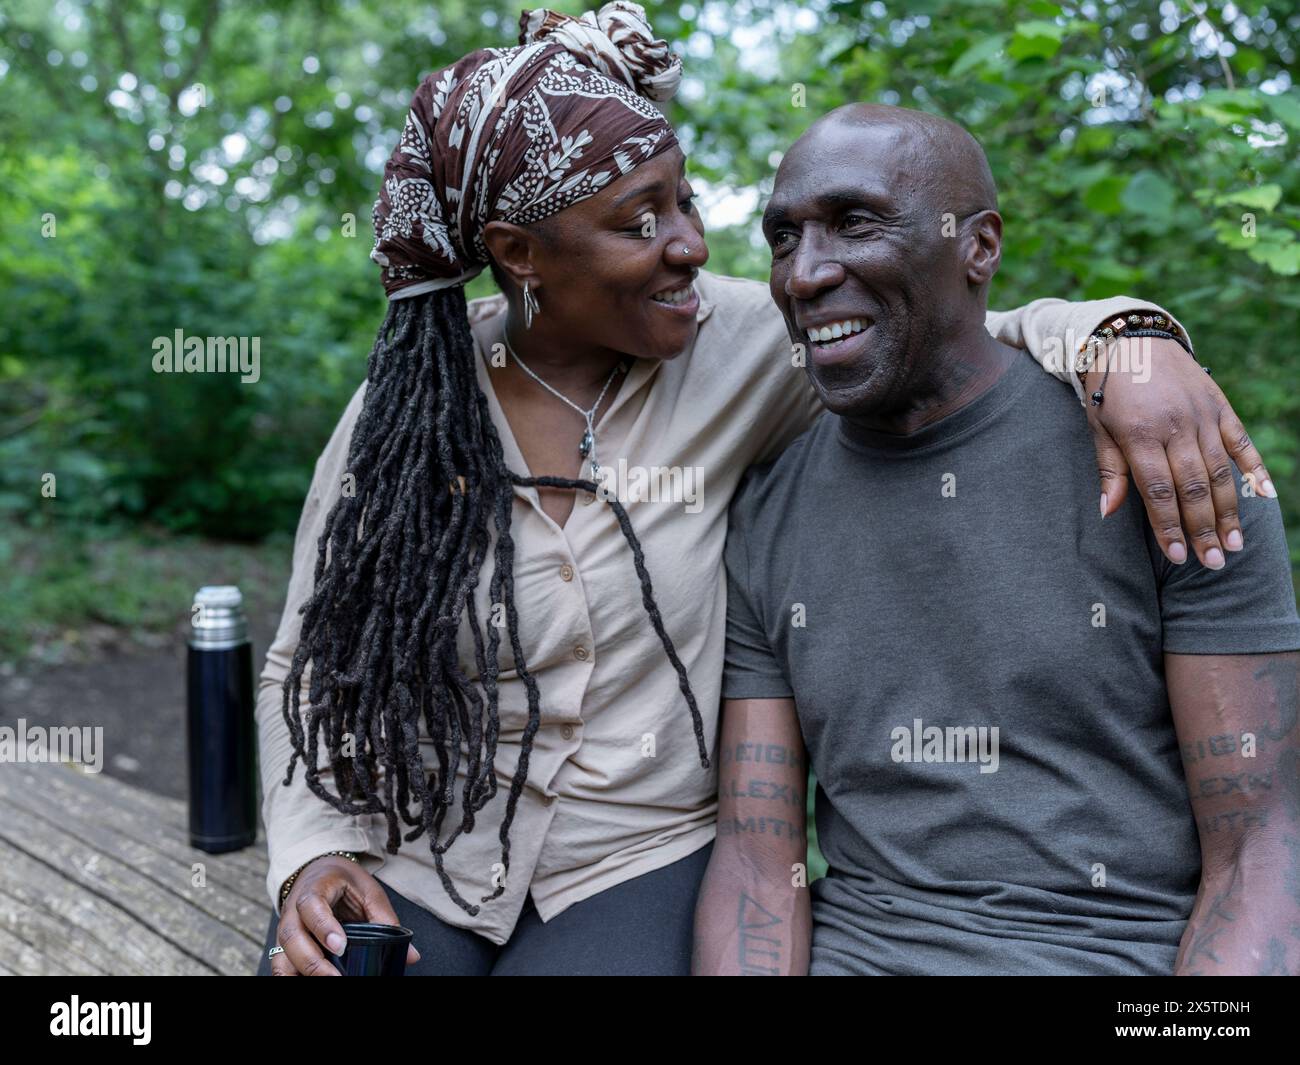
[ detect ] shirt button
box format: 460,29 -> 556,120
560,724 -> 575,740
560,564 -> 574,582
573,645 -> 589,661
580,492 -> 595,506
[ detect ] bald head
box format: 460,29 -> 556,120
805,103 -> 998,219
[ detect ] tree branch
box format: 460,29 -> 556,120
1183,0 -> 1237,91
169,0 -> 222,111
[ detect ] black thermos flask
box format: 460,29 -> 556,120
187,585 -> 258,852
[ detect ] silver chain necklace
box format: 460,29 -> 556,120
502,327 -> 625,480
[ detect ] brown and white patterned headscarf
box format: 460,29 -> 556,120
370,2 -> 684,300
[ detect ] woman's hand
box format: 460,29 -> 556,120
1085,337 -> 1276,569
268,855 -> 421,976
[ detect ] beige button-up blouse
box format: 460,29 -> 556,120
256,269 -> 1177,944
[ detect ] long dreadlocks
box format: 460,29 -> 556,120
280,287 -> 709,916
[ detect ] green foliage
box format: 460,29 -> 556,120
677,2 -> 1300,550
0,523 -> 290,658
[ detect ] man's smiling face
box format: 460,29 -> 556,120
763,108 -> 984,417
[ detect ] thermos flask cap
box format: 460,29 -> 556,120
190,585 -> 249,649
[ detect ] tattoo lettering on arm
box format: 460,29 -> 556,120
724,776 -> 805,807
697,699 -> 811,976
717,744 -> 809,839
720,742 -> 804,770
1177,860 -> 1244,971
1270,664 -> 1300,912
1199,809 -> 1270,835
1193,770 -> 1274,798
737,892 -> 783,976
717,815 -> 806,840
1181,733 -> 1250,764
1282,747 -> 1300,911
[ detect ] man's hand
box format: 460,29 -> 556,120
269,856 -> 421,976
1085,336 -> 1275,570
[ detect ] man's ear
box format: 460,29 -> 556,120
965,209 -> 1002,287
482,220 -> 544,291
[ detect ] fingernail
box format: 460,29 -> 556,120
1262,479 -> 1278,498
1226,529 -> 1243,551
1099,493 -> 1108,518
1205,548 -> 1225,570
326,932 -> 346,956
1169,541 -> 1187,564
411,946 -> 422,961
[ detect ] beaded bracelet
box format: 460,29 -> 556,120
1124,327 -> 1195,357
1088,327 -> 1209,407
278,850 -> 360,908
1074,312 -> 1189,376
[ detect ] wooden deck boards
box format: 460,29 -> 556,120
0,762 -> 271,975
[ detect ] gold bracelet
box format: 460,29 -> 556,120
278,850 -> 360,909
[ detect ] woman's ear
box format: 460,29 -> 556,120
482,220 -> 543,291
965,209 -> 1003,287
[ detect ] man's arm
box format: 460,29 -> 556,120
1166,651 -> 1300,975
692,697 -> 812,975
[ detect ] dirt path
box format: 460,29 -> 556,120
0,565 -> 286,802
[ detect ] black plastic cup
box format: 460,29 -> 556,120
329,923 -> 414,976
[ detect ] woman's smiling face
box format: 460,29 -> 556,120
486,147 -> 711,362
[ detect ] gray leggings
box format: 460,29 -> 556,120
256,841 -> 712,976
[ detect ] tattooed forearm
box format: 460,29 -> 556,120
695,699 -> 811,974
1178,660 -> 1296,767
717,815 -> 805,840
1194,770 -> 1273,798
1177,861 -> 1243,971
1167,652 -> 1300,975
1181,732 -> 1252,764
723,776 -> 805,807
1200,809 -> 1270,834
720,742 -> 803,770
736,893 -> 783,975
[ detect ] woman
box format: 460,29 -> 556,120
256,3 -> 1270,976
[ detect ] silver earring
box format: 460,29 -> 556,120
523,281 -> 540,329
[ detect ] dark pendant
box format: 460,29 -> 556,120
579,430 -> 593,457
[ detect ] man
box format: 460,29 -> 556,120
692,104 -> 1300,975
